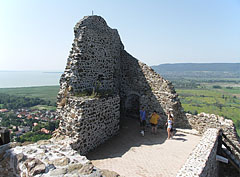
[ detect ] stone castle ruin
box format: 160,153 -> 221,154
56,15 -> 190,154
0,15 -> 239,177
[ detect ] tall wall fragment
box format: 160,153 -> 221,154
56,15 -> 190,154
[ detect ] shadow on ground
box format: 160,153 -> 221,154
87,118 -> 187,160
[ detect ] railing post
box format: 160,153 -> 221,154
0,128 -> 10,145
217,129 -> 223,155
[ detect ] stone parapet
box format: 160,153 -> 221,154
0,137 -> 104,177
176,128 -> 219,177
186,112 -> 240,158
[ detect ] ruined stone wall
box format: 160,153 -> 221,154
58,15 -> 123,103
119,50 -> 189,128
0,138 -> 107,177
56,15 -> 190,157
2,15 -> 240,177
177,128 -> 219,177
56,95 -> 120,155
56,17 -> 124,156
186,112 -> 240,158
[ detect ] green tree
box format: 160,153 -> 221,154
213,85 -> 222,89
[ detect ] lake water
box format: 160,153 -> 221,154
0,71 -> 62,88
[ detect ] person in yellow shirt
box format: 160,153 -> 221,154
150,110 -> 160,134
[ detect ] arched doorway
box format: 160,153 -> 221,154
124,93 -> 140,119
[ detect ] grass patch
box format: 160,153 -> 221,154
1,85 -> 239,135
17,131 -> 51,143
177,87 -> 240,135
74,89 -> 114,98
30,105 -> 56,111
0,86 -> 59,104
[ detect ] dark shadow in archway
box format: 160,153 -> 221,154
124,93 -> 140,120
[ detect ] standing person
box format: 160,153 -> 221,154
166,111 -> 174,139
139,107 -> 146,136
150,111 -> 160,134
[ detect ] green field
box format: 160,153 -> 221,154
0,86 -> 59,104
177,87 -> 240,135
152,63 -> 240,135
30,105 -> 57,111
0,85 -> 239,135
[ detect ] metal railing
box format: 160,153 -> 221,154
217,129 -> 240,172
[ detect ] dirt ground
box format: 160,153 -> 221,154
87,118 -> 201,177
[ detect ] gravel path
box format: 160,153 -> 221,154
87,118 -> 201,177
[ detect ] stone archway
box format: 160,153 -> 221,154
124,92 -> 140,119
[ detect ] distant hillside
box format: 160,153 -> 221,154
152,63 -> 240,78
152,63 -> 240,72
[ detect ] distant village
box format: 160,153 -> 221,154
0,108 -> 59,142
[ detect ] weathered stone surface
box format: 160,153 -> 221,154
177,128 -> 219,177
56,15 -> 189,156
51,157 -> 70,166
0,144 -> 11,159
57,96 -> 120,155
1,15 -> 239,177
23,158 -> 46,176
0,137 -> 101,177
68,163 -> 83,173
49,167 -> 67,176
37,139 -> 51,145
186,112 -> 240,158
31,163 -> 46,176
78,162 -> 94,174
15,153 -> 26,163
102,169 -> 120,177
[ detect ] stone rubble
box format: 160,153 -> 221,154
175,128 -> 200,136
0,137 -> 108,177
186,112 -> 240,158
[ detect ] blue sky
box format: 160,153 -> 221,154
0,0 -> 239,71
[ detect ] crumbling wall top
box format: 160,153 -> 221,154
74,16 -> 109,32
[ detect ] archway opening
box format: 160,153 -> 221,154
124,94 -> 140,119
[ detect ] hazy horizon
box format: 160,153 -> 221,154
0,71 -> 62,88
0,62 -> 239,72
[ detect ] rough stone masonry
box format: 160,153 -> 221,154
56,15 -> 190,155
0,15 -> 239,177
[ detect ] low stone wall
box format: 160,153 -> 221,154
176,128 -> 219,177
56,95 -> 120,155
187,112 -> 240,158
0,137 -> 103,177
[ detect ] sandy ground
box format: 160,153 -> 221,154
87,118 -> 201,177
